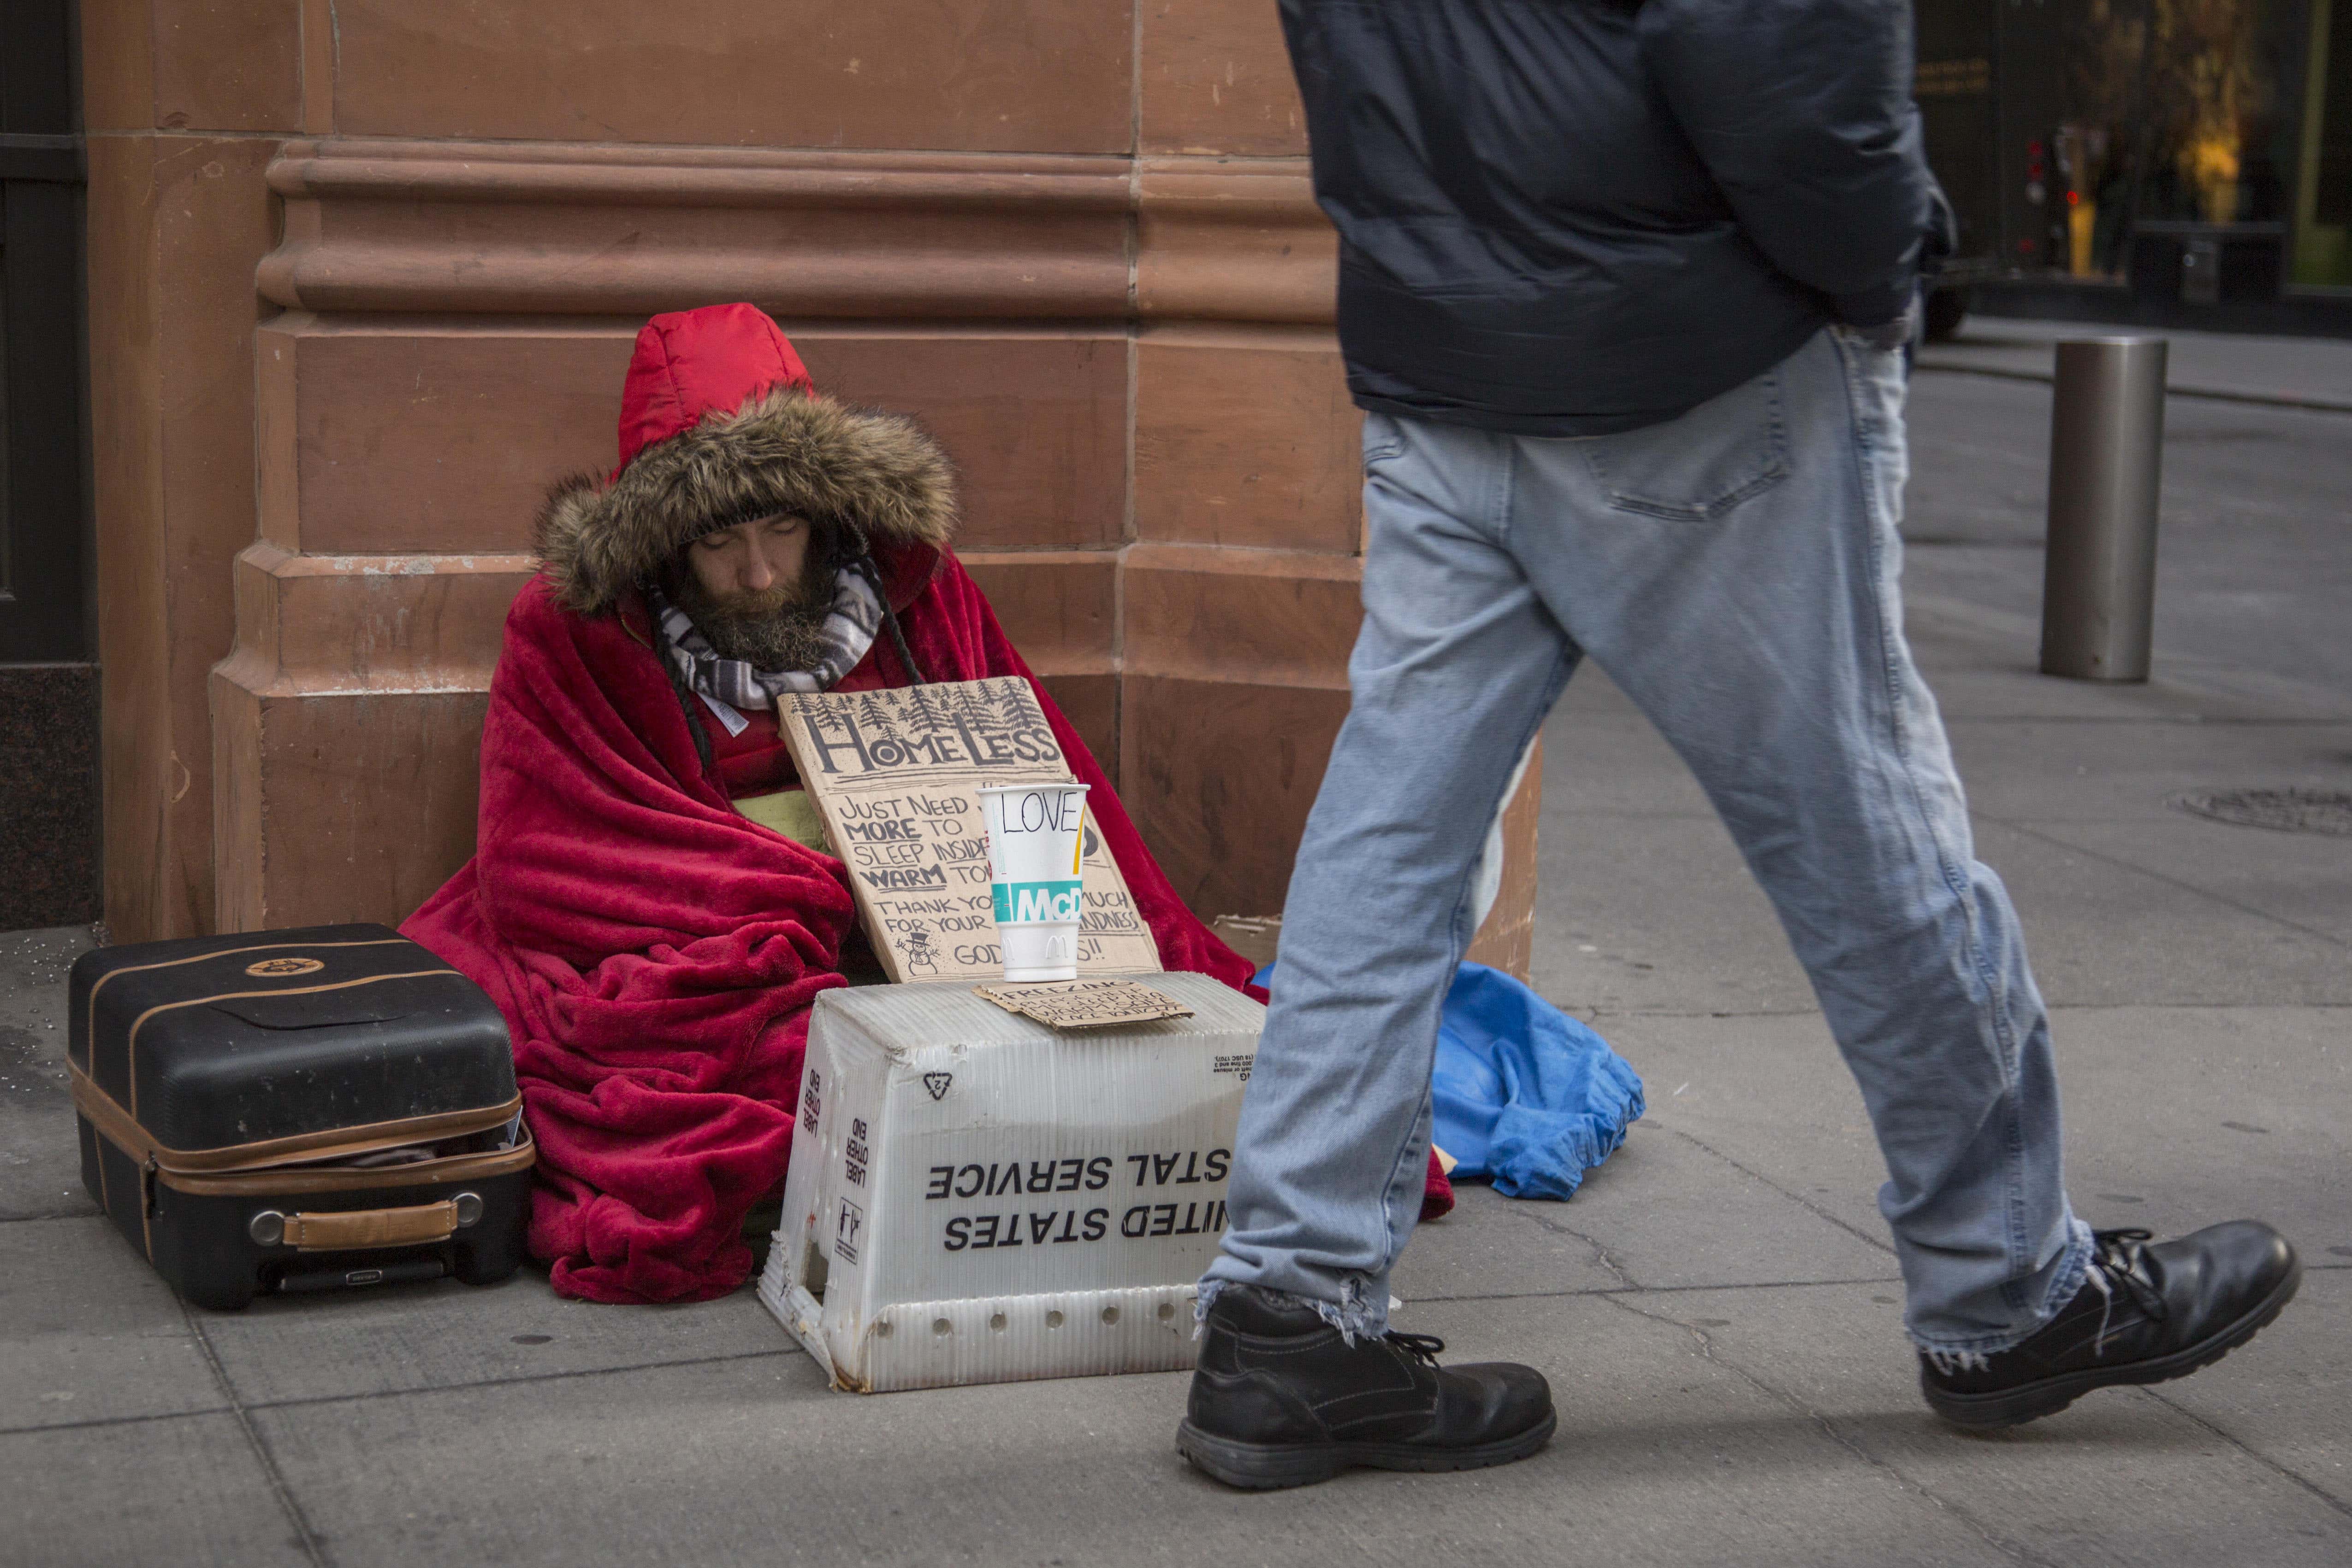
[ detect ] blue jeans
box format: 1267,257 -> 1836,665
1203,327 -> 2092,1355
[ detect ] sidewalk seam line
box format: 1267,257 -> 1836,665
1495,1202 -> 1639,1289
1985,818 -> 2352,952
1653,1124 -> 1902,1259
0,1345 -> 821,1441
234,1345 -> 805,1418
0,1403 -> 231,1440
183,1304 -> 333,1568
2135,1386 -> 2352,1520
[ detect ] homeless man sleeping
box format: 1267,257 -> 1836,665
403,302 -> 1451,1304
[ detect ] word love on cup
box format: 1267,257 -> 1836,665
976,782 -> 1090,982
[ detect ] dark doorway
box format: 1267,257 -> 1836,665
0,0 -> 98,930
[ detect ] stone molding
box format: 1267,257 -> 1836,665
221,541 -> 537,698
257,139 -> 1333,324
1136,159 -> 1333,324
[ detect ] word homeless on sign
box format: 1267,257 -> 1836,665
795,681 -> 1061,780
776,678 -> 1162,983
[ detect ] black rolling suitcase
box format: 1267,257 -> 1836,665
67,923 -> 535,1310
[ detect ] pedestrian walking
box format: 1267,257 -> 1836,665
1179,0 -> 2300,1491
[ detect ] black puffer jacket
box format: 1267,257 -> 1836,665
1282,0 -> 1942,434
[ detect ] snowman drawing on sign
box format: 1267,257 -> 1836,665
898,923 -> 941,977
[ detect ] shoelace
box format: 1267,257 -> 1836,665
1383,1331 -> 1446,1366
2082,1227 -> 2168,1357
2089,1228 -> 2168,1320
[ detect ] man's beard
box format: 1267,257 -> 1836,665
666,556 -> 840,673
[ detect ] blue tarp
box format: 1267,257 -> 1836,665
1252,961 -> 1645,1201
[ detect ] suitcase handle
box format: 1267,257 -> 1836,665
249,1192 -> 484,1251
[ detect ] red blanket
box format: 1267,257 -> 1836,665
404,552 -> 1262,1302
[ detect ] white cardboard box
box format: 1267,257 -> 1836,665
758,971 -> 1262,1392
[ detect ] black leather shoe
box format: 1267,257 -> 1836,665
1177,1285 -> 1556,1489
1920,1221 -> 2300,1428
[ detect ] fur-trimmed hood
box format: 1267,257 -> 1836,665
533,304 -> 957,615
536,389 -> 957,615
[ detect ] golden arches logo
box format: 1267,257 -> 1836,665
244,956 -> 325,978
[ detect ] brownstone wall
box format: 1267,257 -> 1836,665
84,0 -> 311,941
89,1 -> 1539,967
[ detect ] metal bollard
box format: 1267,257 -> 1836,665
2040,337 -> 2168,681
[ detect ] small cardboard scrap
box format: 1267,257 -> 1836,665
973,978 -> 1196,1032
775,677 -> 1163,983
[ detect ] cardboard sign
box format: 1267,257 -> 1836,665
776,678 -> 1162,983
973,978 -> 1197,1032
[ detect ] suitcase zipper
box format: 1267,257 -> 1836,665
73,1072 -> 534,1207
70,1065 -> 522,1173
166,1132 -> 534,1198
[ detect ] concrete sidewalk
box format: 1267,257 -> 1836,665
6,579 -> 2346,1566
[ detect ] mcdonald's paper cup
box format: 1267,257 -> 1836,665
977,782 -> 1090,982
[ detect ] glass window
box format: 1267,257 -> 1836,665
2050,0 -> 2348,286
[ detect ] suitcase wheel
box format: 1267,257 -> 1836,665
451,1243 -> 523,1288
185,1280 -> 258,1312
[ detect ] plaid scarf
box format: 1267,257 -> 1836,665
648,566 -> 884,709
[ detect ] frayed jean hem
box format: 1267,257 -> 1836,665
1905,1216 -> 2096,1361
1193,1276 -> 1389,1345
